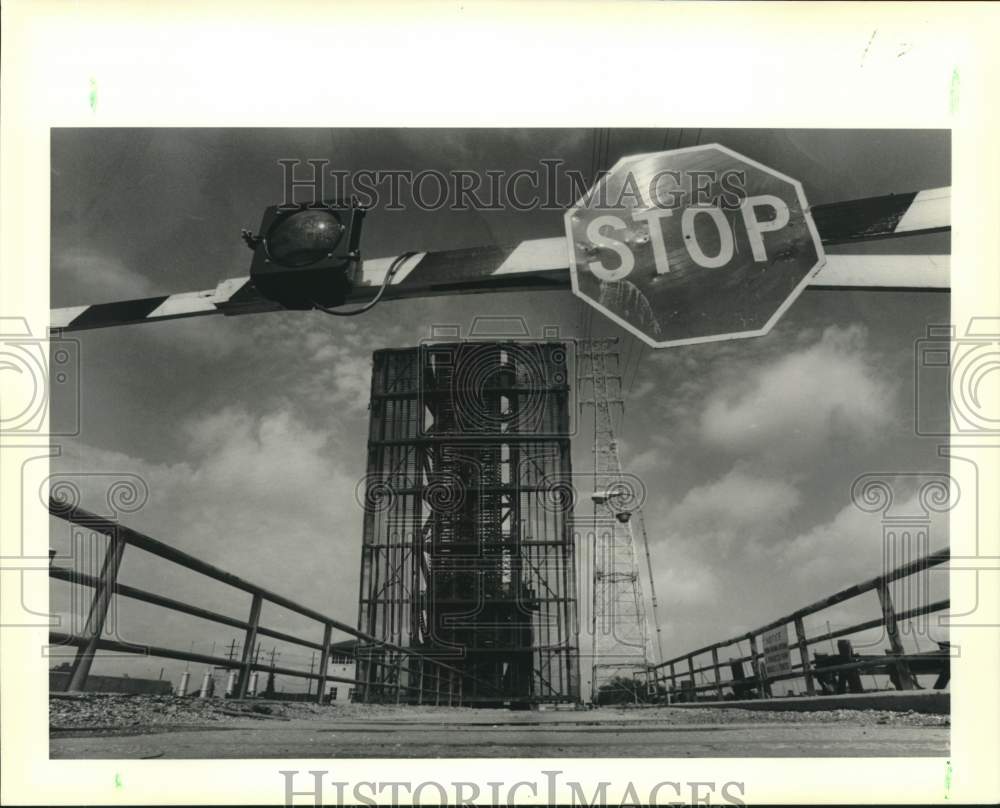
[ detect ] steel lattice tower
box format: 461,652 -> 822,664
577,337 -> 662,703
357,342 -> 581,705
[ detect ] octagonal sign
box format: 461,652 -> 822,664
564,144 -> 825,348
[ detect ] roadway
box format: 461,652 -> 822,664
50,703 -> 948,759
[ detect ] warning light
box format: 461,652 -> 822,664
244,201 -> 366,310
267,208 -> 346,267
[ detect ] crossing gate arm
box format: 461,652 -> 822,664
51,187 -> 951,333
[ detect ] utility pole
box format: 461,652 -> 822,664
265,647 -> 278,697
222,638 -> 240,697
577,337 -> 661,703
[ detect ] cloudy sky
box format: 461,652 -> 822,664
47,128 -> 950,694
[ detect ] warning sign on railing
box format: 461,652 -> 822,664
762,625 -> 793,676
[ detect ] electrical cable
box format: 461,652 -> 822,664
622,334 -> 636,396
314,251 -> 417,317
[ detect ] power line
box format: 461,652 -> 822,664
590,129 -> 596,181
626,341 -> 648,397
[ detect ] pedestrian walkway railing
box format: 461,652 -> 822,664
650,547 -> 950,702
48,498 -> 494,705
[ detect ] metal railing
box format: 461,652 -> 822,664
651,547 -> 950,702
48,498 -> 496,704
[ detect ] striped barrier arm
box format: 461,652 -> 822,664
51,187 -> 951,333
811,187 -> 950,244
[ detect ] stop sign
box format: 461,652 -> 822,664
564,144 -> 825,348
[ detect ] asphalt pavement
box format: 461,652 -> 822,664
50,700 -> 948,758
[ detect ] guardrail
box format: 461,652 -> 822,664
651,547 -> 950,702
48,498 -> 496,705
